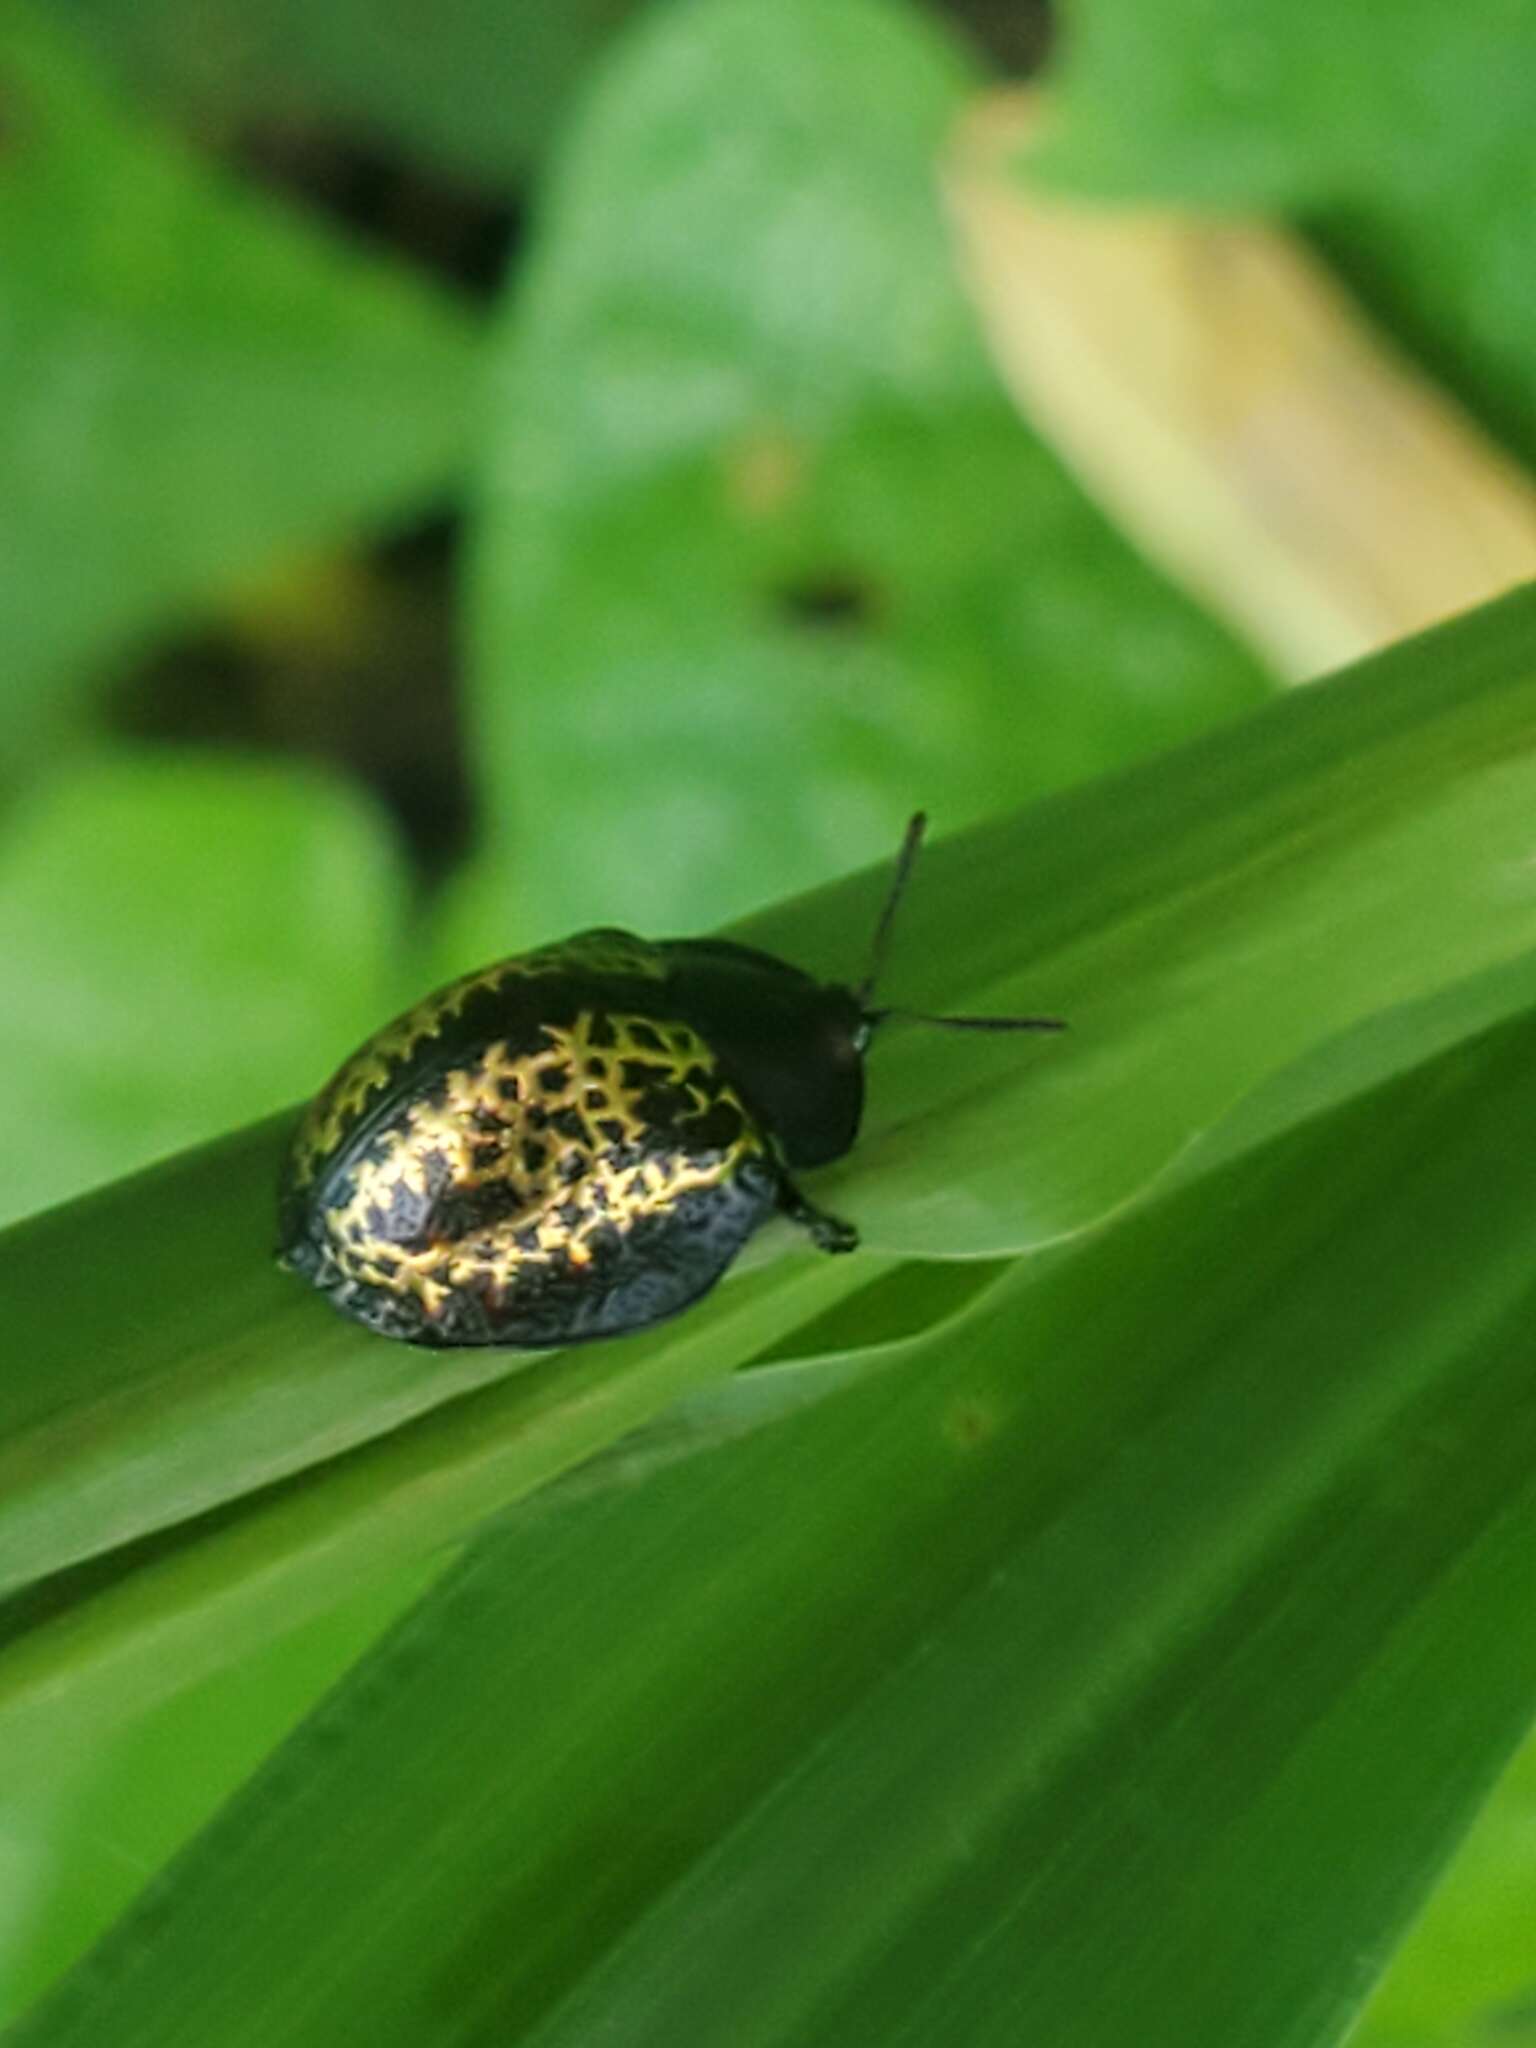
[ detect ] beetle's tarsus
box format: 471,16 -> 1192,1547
812,1214 -> 859,1255
780,1181 -> 859,1255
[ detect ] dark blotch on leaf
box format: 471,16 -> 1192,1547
773,571 -> 878,631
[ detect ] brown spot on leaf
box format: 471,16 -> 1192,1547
944,1397 -> 997,1452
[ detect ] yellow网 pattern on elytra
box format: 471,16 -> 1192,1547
321,1008 -> 766,1320
289,930 -> 669,1194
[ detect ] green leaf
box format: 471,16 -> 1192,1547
0,4 -> 480,767
0,1557 -> 441,2026
1352,1726 -> 1536,2046
15,995 -> 1536,2046
0,754 -> 409,1228
52,0 -> 650,185
1036,0 -> 1527,207
0,1223 -> 877,1745
3,586 -> 1536,1699
1168,945 -> 1536,1192
467,0 -> 1267,946
741,583 -> 1536,1252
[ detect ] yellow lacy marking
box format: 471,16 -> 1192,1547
322,1010 -> 766,1314
290,931 -> 667,1190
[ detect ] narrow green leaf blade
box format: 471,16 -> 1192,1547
3,587 -> 1536,1608
0,1249 -> 875,1759
1353,1725 -> 1536,2045
17,997 -> 1536,2047
750,583 -> 1536,1251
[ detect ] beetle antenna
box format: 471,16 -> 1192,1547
866,1009 -> 1067,1034
856,812 -> 1066,1037
856,810 -> 929,1008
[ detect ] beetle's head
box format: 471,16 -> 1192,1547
665,814 -> 1064,1175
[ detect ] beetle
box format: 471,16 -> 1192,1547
276,812 -> 1063,1348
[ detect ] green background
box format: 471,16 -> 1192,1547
1,0 -> 1533,2041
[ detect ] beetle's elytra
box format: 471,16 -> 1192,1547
276,814 -> 1063,1349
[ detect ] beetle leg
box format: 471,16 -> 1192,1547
777,1176 -> 859,1254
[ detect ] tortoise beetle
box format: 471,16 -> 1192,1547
276,813 -> 1062,1349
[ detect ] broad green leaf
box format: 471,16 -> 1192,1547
1034,0 -> 1536,463
467,0 -> 1267,946
0,754 -> 409,1228
0,4 -> 479,768
15,996 -> 1536,2047
2,586 -> 1536,1659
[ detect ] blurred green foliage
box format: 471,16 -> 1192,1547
0,756 -> 406,1220
54,0 -> 649,184
0,0 -> 1533,2039
0,8 -> 478,772
468,0 -> 1266,938
1036,0 -> 1536,464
